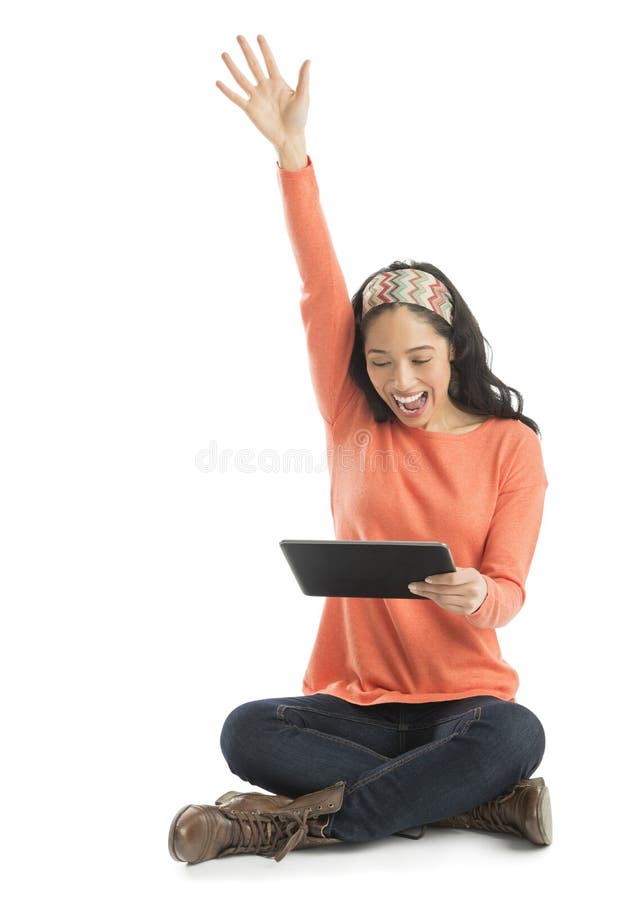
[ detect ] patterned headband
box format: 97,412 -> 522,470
361,268 -> 454,326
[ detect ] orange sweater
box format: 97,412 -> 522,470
276,155 -> 548,705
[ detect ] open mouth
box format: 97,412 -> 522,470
392,391 -> 428,415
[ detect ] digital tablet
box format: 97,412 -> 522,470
279,539 -> 456,599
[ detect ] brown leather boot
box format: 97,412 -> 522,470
214,788 -> 344,849
168,781 -> 345,863
214,789 -> 294,811
428,777 -> 552,845
215,787 -> 426,841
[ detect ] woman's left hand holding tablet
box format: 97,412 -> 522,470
408,567 -> 488,616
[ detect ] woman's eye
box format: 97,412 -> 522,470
371,359 -> 431,368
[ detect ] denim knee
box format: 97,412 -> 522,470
219,698 -> 273,780
478,701 -> 546,783
514,703 -> 546,776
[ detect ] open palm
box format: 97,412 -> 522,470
216,34 -> 310,149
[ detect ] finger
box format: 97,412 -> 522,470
220,49 -> 255,97
429,597 -> 469,615
235,34 -> 268,84
425,570 -> 466,586
409,581 -> 455,593
215,78 -> 248,111
256,34 -> 283,80
295,58 -> 310,96
425,572 -> 469,593
414,586 -> 465,605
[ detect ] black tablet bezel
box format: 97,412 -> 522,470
279,539 -> 456,599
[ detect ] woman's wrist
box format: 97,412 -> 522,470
275,136 -> 308,170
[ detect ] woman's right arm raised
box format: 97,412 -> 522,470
215,35 -> 358,426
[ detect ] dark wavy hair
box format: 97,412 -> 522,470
348,259 -> 541,437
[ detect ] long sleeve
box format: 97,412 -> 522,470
275,160 -> 550,704
276,155 -> 358,425
464,425 -> 549,629
300,404 -> 549,702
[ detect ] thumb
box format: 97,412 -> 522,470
294,59 -> 310,96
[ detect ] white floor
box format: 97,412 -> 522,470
5,748 -> 617,900
140,772 -> 619,899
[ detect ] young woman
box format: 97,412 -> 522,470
168,33 -> 552,865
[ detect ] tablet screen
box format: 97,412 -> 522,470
280,539 -> 456,599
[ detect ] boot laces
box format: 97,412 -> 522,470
223,806 -> 316,862
469,785 -> 520,835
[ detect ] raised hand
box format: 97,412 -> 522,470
216,34 -> 310,150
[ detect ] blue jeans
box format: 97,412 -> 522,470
219,692 -> 546,843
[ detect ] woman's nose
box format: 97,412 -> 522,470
392,363 -> 421,390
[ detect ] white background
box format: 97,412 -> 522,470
1,0 -> 624,896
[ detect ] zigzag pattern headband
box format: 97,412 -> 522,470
361,268 -> 454,326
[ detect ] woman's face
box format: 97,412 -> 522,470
363,306 -> 458,430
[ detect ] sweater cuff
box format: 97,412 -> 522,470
276,153 -> 313,173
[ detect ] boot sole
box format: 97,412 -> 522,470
168,805 -> 193,861
530,778 -> 553,845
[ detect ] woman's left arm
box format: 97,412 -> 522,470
409,426 -> 549,628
